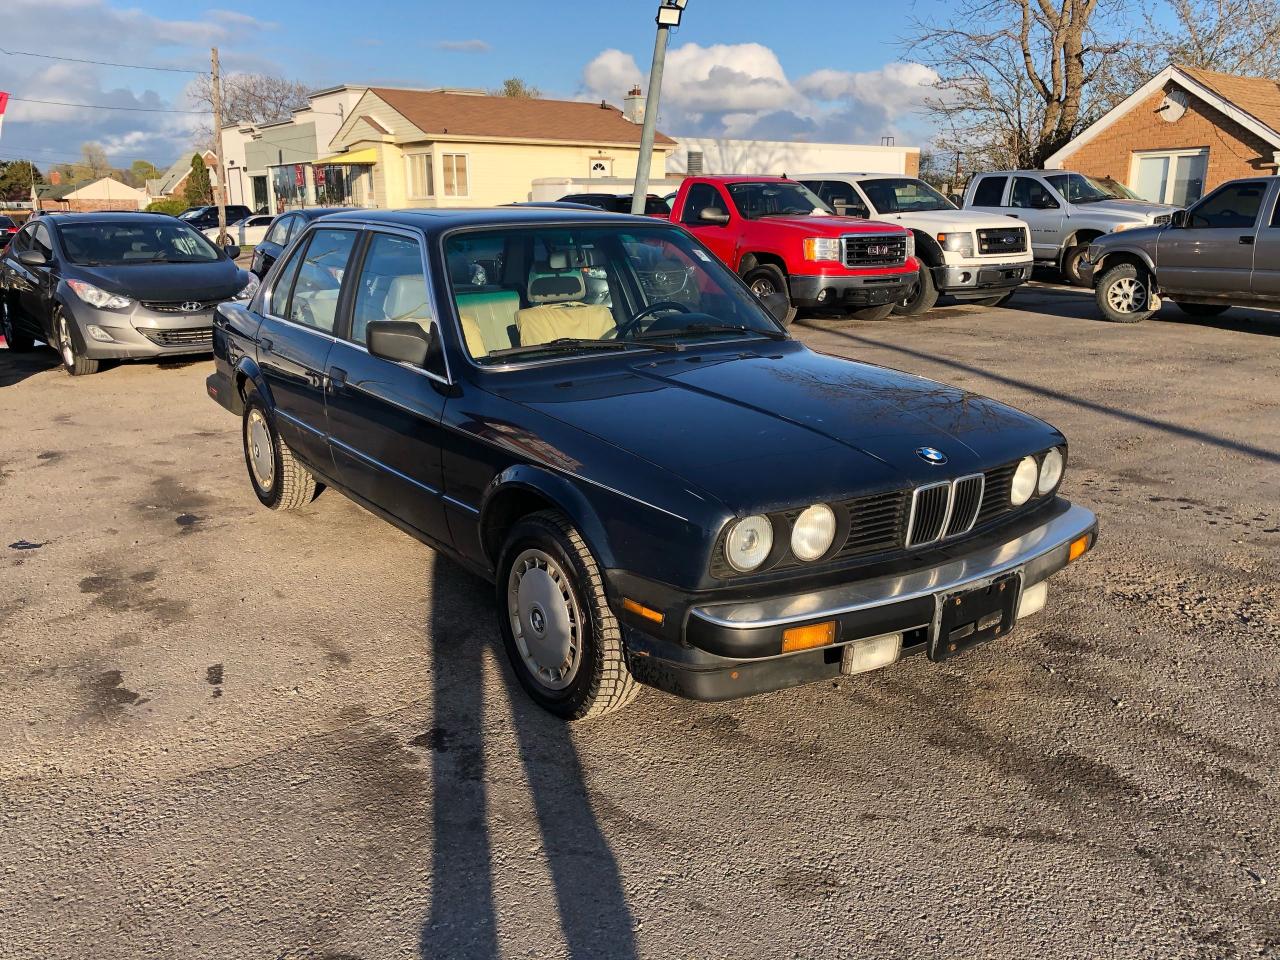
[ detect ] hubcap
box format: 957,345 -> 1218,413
1107,276 -> 1146,313
58,315 -> 74,367
750,278 -> 776,297
507,548 -> 583,691
246,409 -> 275,489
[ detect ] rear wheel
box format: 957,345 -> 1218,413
1095,264 -> 1155,323
1,295 -> 36,352
742,264 -> 797,326
1174,302 -> 1229,318
242,394 -> 317,510
892,264 -> 938,316
1061,245 -> 1090,286
849,303 -> 895,321
55,308 -> 100,376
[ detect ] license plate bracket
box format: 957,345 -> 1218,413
929,572 -> 1020,661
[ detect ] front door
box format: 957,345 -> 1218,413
1157,180 -> 1268,297
1009,176 -> 1064,260
679,182 -> 737,266
256,225 -> 358,469
325,228 -> 452,546
1250,182 -> 1280,299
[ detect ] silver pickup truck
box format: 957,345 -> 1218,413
963,170 -> 1178,285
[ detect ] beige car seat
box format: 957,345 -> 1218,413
516,252 -> 615,345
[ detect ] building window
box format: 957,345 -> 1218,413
441,153 -> 468,197
406,153 -> 434,199
1130,149 -> 1207,206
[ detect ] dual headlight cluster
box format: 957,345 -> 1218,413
1011,447 -> 1065,506
724,502 -> 838,573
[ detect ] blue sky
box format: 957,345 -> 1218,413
1,0 -> 954,170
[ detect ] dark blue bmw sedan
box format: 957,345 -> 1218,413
206,207 -> 1097,719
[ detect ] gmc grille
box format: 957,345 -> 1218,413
843,234 -> 908,268
139,326 -> 213,348
976,227 -> 1028,255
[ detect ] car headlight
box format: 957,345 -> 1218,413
1010,456 -> 1038,506
1038,447 -> 1065,494
234,273 -> 261,301
791,503 -> 837,561
66,279 -> 131,310
725,515 -> 773,572
937,232 -> 974,257
1111,223 -> 1138,233
802,237 -> 842,262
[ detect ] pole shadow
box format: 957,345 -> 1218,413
418,557 -> 637,960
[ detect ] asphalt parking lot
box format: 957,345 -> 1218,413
2,283 -> 1277,960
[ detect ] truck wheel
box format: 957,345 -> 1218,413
1174,302 -> 1229,318
497,510 -> 642,721
1061,245 -> 1090,287
1095,264 -> 1155,323
55,307 -> 100,376
849,303 -> 895,321
1,296 -> 36,352
973,291 -> 1015,308
742,265 -> 797,326
242,394 -> 317,510
892,265 -> 938,316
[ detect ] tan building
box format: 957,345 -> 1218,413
37,176 -> 148,212
325,87 -> 675,208
1047,65 -> 1280,207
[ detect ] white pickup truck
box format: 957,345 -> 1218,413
798,173 -> 1034,315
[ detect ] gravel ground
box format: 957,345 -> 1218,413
1,285 -> 1277,960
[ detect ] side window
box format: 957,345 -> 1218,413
287,228 -> 357,332
267,240 -> 308,317
11,224 -> 34,254
1188,181 -> 1267,228
821,181 -> 870,217
1011,177 -> 1058,209
972,176 -> 1008,207
350,233 -> 430,345
264,216 -> 292,246
33,224 -> 54,259
682,183 -> 728,224
1271,189 -> 1280,228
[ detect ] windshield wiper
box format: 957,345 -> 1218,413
486,337 -> 682,360
635,322 -> 787,342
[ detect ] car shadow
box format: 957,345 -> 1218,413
418,558 -> 637,959
0,346 -> 60,388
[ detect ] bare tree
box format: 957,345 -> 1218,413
76,143 -> 114,182
188,72 -> 311,146
493,77 -> 542,99
910,0 -> 1123,169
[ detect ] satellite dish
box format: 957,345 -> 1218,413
1160,89 -> 1189,123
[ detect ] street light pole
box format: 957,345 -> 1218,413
631,0 -> 686,215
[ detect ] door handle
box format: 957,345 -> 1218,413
329,366 -> 347,392
258,336 -> 273,352
1239,235 -> 1255,245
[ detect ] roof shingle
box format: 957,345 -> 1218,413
1177,65 -> 1280,138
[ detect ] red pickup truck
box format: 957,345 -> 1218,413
668,175 -> 918,322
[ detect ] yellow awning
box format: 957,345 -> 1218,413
313,148 -> 377,165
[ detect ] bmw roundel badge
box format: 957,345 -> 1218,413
916,446 -> 948,465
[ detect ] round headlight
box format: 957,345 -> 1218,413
791,503 -> 837,561
1038,447 -> 1064,494
725,515 -> 773,572
1010,456 -> 1038,506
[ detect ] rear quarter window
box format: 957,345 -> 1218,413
972,176 -> 1008,206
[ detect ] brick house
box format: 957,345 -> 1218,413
1046,65 -> 1280,207
36,176 -> 148,212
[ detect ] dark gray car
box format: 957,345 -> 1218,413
0,212 -> 258,375
1084,177 -> 1280,323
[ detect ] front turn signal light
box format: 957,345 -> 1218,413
1068,535 -> 1090,563
781,620 -> 837,653
622,598 -> 664,625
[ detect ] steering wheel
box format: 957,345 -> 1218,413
614,300 -> 691,340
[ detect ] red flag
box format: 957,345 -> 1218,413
0,92 -> 9,141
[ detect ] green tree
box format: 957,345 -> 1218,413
127,160 -> 162,189
183,154 -> 213,207
495,77 -> 541,98
0,160 -> 44,202
146,199 -> 187,216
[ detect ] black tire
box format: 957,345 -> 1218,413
54,307 -> 100,376
497,510 -> 642,720
742,264 -> 797,326
849,303 -> 895,321
892,264 -> 939,316
972,291 -> 1015,308
242,393 -> 317,510
1174,302 -> 1229,318
1061,245 -> 1090,287
1094,263 -> 1155,324
1,295 -> 36,352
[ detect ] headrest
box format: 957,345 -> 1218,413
548,251 -> 569,270
385,274 -> 429,321
448,253 -> 488,286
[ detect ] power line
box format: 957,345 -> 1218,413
0,46 -> 208,75
9,96 -> 206,115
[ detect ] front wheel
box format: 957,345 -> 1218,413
1095,264 -> 1155,323
242,395 -> 317,510
1061,245 -> 1090,287
1,295 -> 36,352
742,264 -> 797,326
892,264 -> 938,316
1174,302 -> 1229,318
497,510 -> 642,720
55,308 -> 100,376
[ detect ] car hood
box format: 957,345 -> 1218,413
67,259 -> 247,301
502,342 -> 1061,514
747,214 -> 907,237
1077,198 -> 1178,222
870,208 -> 1028,232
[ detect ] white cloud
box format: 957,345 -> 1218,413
435,39 -> 492,53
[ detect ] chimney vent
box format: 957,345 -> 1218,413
623,86 -> 646,124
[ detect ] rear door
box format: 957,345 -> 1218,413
1249,181 -> 1280,299
1009,176 -> 1064,259
678,182 -> 737,266
256,225 -> 358,469
804,180 -> 870,218
324,227 -> 452,545
966,175 -> 1009,214
1157,180 -> 1267,296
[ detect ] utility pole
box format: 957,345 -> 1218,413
631,1 -> 687,215
211,47 -> 228,246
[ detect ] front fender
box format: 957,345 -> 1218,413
479,464 -> 618,571
1092,244 -> 1157,276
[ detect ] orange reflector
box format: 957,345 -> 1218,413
1068,535 -> 1090,563
781,621 -> 837,653
622,598 -> 664,625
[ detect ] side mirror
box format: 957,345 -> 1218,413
1170,209 -> 1188,228
367,319 -> 433,367
697,207 -> 730,226
760,289 -> 791,325
224,245 -> 242,261
17,248 -> 47,267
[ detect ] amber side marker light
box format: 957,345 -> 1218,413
622,598 -> 664,625
781,621 -> 837,653
1068,534 -> 1091,564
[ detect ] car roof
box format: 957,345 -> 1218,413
687,175 -> 794,185
313,206 -> 667,236
795,172 -> 914,180
44,212 -> 189,224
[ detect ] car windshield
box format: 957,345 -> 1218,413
444,223 -> 786,364
726,181 -> 833,219
58,221 -> 223,265
859,177 -> 955,213
1044,173 -> 1124,203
